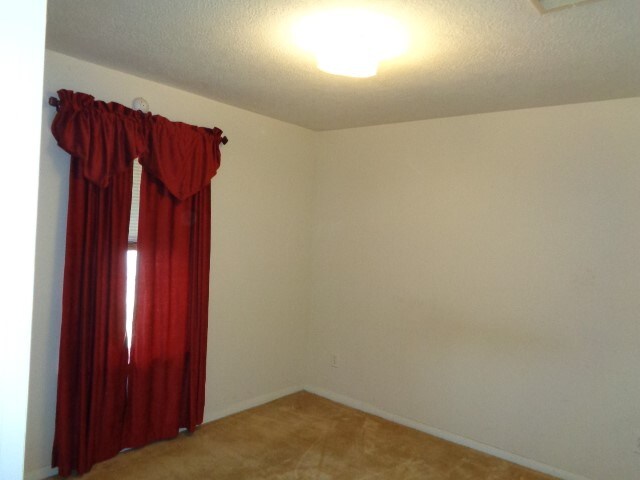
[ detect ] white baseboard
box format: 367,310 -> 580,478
24,465 -> 57,480
203,385 -> 303,424
25,385 -> 303,480
303,385 -> 591,480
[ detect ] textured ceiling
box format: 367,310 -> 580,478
46,0 -> 640,130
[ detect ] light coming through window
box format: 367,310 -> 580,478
125,249 -> 137,352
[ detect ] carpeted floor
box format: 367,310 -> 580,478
54,391 -> 557,479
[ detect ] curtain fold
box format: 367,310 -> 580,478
51,90 -> 222,476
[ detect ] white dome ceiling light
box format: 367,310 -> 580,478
530,0 -> 604,13
292,8 -> 410,78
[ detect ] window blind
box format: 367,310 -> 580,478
128,160 -> 143,245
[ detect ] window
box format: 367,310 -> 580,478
126,160 -> 143,353
125,249 -> 137,352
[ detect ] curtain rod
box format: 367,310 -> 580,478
48,96 -> 229,145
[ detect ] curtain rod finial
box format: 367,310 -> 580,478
221,136 -> 228,145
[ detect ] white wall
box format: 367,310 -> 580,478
26,51 -> 314,478
27,50 -> 640,480
307,98 -> 640,480
0,2 -> 46,480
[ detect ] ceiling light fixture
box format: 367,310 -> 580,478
530,0 -> 603,13
292,8 -> 409,78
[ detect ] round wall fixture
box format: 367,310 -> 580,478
132,97 -> 149,113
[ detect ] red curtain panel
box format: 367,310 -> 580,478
52,163 -> 132,477
50,90 -> 222,476
124,115 -> 219,447
51,91 -> 144,477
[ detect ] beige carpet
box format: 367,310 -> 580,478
54,391 -> 556,479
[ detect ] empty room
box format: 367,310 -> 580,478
1,1 -> 639,479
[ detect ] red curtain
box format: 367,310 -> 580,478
50,90 -> 222,476
52,161 -> 133,477
51,91 -> 144,476
124,118 -> 217,446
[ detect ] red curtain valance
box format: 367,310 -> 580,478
51,89 -> 223,200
